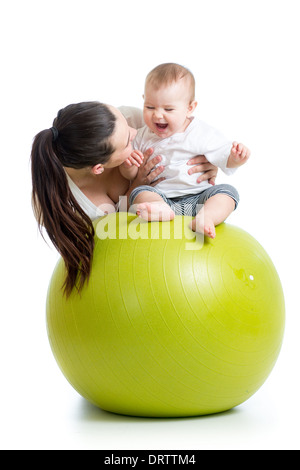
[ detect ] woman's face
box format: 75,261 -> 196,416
102,107 -> 137,168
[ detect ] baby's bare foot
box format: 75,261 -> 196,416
136,202 -> 175,222
190,216 -> 216,239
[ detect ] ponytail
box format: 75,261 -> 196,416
31,128 -> 95,296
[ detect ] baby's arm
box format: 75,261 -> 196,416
227,142 -> 251,168
119,150 -> 144,180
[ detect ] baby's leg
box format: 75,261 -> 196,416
134,191 -> 175,222
190,194 -> 236,239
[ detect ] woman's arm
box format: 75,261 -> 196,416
133,152 -> 218,188
124,151 -> 219,205
119,106 -> 144,129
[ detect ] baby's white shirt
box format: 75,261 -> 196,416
133,117 -> 235,198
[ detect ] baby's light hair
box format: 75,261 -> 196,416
145,63 -> 195,101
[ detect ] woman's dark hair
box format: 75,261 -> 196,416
31,101 -> 117,296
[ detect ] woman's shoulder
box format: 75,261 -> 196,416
118,106 -> 144,129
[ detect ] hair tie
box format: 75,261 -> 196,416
50,126 -> 59,142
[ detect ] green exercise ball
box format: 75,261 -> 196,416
46,213 -> 285,417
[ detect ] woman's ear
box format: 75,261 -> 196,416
92,164 -> 104,175
187,100 -> 197,117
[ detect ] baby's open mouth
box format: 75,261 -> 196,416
155,123 -> 168,130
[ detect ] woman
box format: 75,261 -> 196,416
31,102 -> 218,296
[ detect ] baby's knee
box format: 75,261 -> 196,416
209,184 -> 240,210
222,184 -> 240,208
129,185 -> 154,206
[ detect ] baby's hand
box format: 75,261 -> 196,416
124,150 -> 144,168
229,142 -> 251,166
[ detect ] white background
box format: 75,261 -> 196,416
1,0 -> 299,450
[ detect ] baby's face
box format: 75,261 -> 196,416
143,80 -> 196,138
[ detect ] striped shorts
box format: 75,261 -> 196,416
129,184 -> 239,217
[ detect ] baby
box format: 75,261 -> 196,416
120,63 -> 250,238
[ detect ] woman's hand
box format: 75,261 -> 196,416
128,151 -> 218,195
187,155 -> 218,185
130,148 -> 165,189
